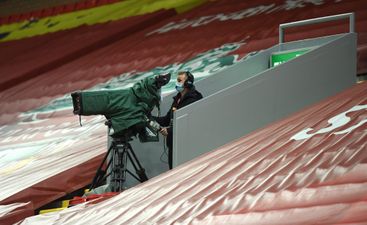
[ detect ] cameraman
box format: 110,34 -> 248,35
154,71 -> 203,169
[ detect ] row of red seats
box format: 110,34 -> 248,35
0,9 -> 176,105
1,0 -> 366,119
0,0 -> 119,26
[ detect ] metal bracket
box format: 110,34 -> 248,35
279,12 -> 355,44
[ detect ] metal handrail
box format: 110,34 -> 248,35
279,12 -> 355,44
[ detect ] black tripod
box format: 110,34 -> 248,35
90,123 -> 148,192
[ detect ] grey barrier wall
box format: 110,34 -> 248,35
190,34 -> 348,99
173,33 -> 357,167
117,33 -> 356,187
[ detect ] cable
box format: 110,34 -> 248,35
160,135 -> 168,164
156,105 -> 168,164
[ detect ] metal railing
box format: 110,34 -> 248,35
279,12 -> 355,44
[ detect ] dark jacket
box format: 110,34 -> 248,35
154,87 -> 203,169
155,87 -> 203,127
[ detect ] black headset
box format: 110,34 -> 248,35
184,71 -> 194,89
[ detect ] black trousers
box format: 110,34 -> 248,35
166,128 -> 173,169
152,115 -> 173,169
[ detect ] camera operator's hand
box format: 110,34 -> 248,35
160,127 -> 169,136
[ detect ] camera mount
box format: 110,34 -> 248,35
90,120 -> 148,192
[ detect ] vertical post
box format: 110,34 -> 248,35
350,13 -> 355,33
279,26 -> 284,44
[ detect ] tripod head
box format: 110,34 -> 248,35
105,119 -> 134,143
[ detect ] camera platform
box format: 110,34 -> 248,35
90,122 -> 148,192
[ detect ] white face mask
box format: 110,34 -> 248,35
175,82 -> 184,92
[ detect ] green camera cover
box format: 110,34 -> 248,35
79,77 -> 160,136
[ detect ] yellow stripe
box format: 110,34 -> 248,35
61,200 -> 70,208
0,0 -> 207,42
39,207 -> 67,214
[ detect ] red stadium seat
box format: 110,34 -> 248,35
8,14 -> 21,23
0,17 -> 6,25
19,12 -> 32,22
53,6 -> 64,15
30,10 -> 43,19
75,2 -> 87,11
63,4 -> 76,13
85,0 -> 97,9
97,0 -> 109,5
41,8 -> 53,17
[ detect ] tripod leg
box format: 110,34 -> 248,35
110,145 -> 117,192
90,144 -> 114,190
126,144 -> 148,182
120,145 -> 128,191
108,141 -> 148,191
111,144 -> 128,192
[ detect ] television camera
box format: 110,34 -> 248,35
71,74 -> 171,192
